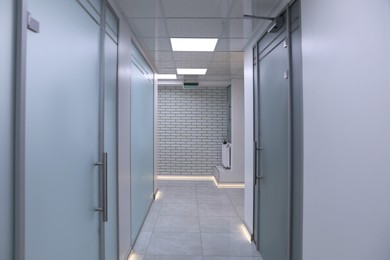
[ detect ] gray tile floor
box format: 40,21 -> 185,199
130,179 -> 262,260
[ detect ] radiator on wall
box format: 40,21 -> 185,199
222,143 -> 231,169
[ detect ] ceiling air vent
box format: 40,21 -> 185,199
183,82 -> 199,89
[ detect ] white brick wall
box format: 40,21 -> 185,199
158,86 -> 228,175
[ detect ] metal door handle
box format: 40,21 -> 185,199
94,153 -> 108,222
253,141 -> 258,181
102,152 -> 108,222
254,141 -> 262,176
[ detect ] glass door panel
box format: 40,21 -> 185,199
0,0 -> 15,259
25,0 -> 101,258
130,54 -> 154,244
258,39 -> 290,260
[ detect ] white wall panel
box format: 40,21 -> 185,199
301,1 -> 390,259
243,45 -> 254,234
228,79 -> 245,183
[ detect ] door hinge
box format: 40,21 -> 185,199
27,12 -> 40,33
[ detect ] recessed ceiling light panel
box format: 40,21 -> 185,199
171,38 -> 218,52
177,68 -> 207,75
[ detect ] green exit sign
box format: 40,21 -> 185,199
183,82 -> 199,89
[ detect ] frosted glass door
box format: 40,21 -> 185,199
130,58 -> 154,244
104,6 -> 119,259
25,0 -> 101,259
258,39 -> 290,260
0,0 -> 15,259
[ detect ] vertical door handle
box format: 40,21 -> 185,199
254,141 -> 264,184
94,153 -> 108,222
102,152 -> 108,222
253,141 -> 257,184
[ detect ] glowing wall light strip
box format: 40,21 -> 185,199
240,224 -> 252,243
157,175 -> 214,181
155,190 -> 162,200
157,175 -> 244,188
128,251 -> 140,260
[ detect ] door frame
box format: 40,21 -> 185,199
252,1 -> 303,259
14,0 -> 120,259
15,0 -> 28,258
102,2 -> 120,259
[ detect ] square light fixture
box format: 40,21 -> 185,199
171,38 -> 218,52
177,68 -> 207,75
156,74 -> 177,79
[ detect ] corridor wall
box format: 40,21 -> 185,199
5,0 -> 155,258
130,46 -> 155,245
108,1 -> 157,258
228,79 -> 245,183
115,1 -> 133,257
300,0 -> 390,259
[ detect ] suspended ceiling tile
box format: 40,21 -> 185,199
215,38 -> 248,52
157,67 -> 177,74
130,19 -> 168,38
173,52 -> 214,62
121,0 -> 285,85
166,19 -> 223,38
211,52 -> 230,62
208,61 -> 232,70
175,61 -> 210,68
162,0 -> 231,18
230,0 -> 264,18
206,67 -> 231,75
207,61 -> 243,74
253,0 -> 289,17
222,19 -> 261,38
141,37 -> 172,51
231,0 -> 286,18
212,52 -> 244,62
151,51 -> 174,61
203,75 -> 231,81
154,60 -> 176,68
229,0 -> 246,18
116,0 -> 165,18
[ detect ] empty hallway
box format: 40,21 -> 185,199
2,0 -> 390,260
130,179 -> 260,259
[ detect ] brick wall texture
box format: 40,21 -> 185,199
157,85 -> 228,175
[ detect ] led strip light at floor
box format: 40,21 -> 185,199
156,175 -> 244,189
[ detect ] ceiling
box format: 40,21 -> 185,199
115,0 -> 287,87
